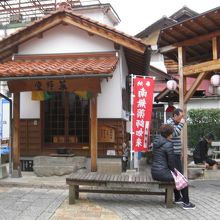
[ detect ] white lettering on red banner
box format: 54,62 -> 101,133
132,76 -> 154,152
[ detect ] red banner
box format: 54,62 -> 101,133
132,76 -> 154,152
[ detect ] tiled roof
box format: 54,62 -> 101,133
0,7 -> 147,62
0,54 -> 118,78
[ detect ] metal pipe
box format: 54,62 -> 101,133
144,48 -> 151,75
0,73 -> 113,81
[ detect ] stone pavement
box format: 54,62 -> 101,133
0,187 -> 67,220
1,170 -> 220,219
86,180 -> 220,220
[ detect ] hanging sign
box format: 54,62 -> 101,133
98,125 -> 115,143
132,76 -> 154,152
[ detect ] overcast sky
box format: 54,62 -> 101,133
101,0 -> 220,35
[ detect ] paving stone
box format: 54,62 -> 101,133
0,210 -> 22,220
2,177 -> 220,219
0,198 -> 18,208
7,201 -> 30,211
31,198 -> 54,208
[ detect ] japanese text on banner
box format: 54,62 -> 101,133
132,76 -> 154,152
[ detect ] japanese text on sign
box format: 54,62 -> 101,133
132,76 -> 154,152
34,80 -> 67,91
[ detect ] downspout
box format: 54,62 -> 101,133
0,93 -> 12,175
144,47 -> 151,75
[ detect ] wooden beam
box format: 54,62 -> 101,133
154,89 -> 170,101
212,37 -> 219,60
175,29 -> 220,47
183,58 -> 220,76
8,78 -> 101,93
184,72 -> 208,103
163,31 -> 180,43
191,19 -> 209,34
62,17 -> 146,54
12,92 -> 22,177
204,15 -> 220,29
187,53 -> 212,64
90,93 -> 97,172
179,24 -> 199,37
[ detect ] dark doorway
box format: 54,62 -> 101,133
43,92 -> 89,146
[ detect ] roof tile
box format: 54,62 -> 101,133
0,54 -> 118,78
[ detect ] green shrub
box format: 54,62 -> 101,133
187,109 -> 220,149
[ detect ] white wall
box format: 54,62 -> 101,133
97,50 -> 129,119
20,92 -> 40,119
19,24 -> 114,54
187,97 -> 220,110
77,11 -> 114,27
120,50 -> 128,89
150,52 -> 167,73
97,63 -> 122,118
120,50 -> 129,120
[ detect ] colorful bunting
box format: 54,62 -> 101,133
32,91 -> 54,101
74,91 -> 92,99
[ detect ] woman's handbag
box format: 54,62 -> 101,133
171,168 -> 188,190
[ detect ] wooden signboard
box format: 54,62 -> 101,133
7,78 -> 101,93
98,125 -> 115,143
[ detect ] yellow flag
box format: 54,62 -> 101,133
32,91 -> 45,101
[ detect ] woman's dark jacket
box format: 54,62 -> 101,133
151,135 -> 175,182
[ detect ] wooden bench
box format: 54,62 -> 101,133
66,172 -> 175,208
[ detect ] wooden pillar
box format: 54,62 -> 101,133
12,92 -> 22,177
90,93 -> 97,172
178,47 -> 188,176
182,76 -> 188,177
212,37 -> 219,60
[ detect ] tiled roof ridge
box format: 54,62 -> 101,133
13,52 -> 118,61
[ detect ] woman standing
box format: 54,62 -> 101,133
151,124 -> 195,210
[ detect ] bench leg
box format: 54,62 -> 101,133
69,185 -> 77,204
165,186 -> 173,208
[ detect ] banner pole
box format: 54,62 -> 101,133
130,76 -> 155,171
130,74 -> 134,168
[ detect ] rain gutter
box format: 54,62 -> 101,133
0,73 -> 113,81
